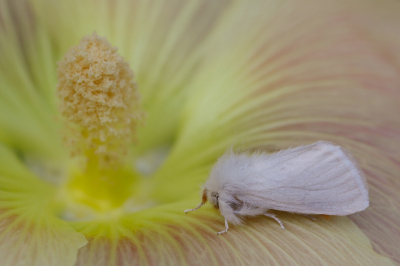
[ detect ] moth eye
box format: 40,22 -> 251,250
211,192 -> 218,198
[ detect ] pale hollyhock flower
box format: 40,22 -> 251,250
0,0 -> 399,265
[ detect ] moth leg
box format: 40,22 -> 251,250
264,213 -> 285,229
217,219 -> 229,235
184,202 -> 204,213
299,214 -> 316,221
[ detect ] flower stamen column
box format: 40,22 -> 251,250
57,33 -> 144,215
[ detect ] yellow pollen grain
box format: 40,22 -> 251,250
57,32 -> 143,167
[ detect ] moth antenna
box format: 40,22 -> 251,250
217,219 -> 229,235
264,213 -> 285,229
184,202 -> 204,213
184,189 -> 208,213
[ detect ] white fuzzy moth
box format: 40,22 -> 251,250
184,141 -> 369,235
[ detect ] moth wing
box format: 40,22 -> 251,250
236,141 -> 369,215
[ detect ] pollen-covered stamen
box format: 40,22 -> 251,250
57,33 -> 144,213
57,32 -> 143,168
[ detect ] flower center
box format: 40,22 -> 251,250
57,33 -> 145,216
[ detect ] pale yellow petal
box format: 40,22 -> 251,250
147,0 -> 400,262
0,0 -> 64,160
0,144 -> 87,266
69,202 -> 392,266
0,213 -> 87,266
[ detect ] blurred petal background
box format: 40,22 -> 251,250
0,0 -> 399,265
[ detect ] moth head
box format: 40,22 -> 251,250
205,189 -> 219,209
